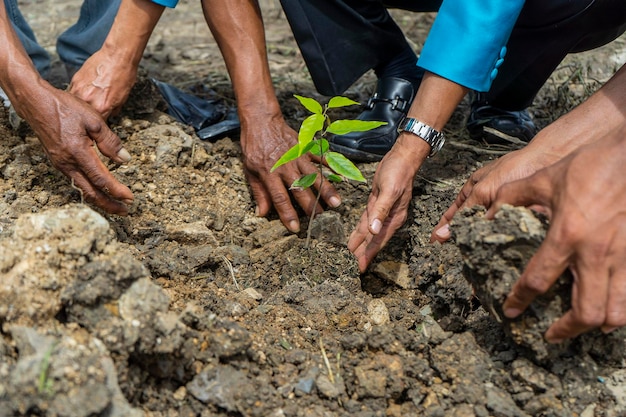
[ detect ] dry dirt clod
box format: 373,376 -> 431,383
452,205 -> 626,364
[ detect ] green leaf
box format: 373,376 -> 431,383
299,113 -> 325,151
327,96 -> 360,109
271,143 -> 302,171
326,173 -> 343,183
325,152 -> 366,182
327,119 -> 387,135
301,141 -> 316,154
309,139 -> 329,157
291,173 -> 318,190
294,95 -> 323,115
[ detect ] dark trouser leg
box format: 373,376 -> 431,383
279,0 -> 440,96
468,0 -> 626,144
279,0 -> 441,162
282,0 -> 626,110
486,0 -> 626,110
56,0 -> 121,73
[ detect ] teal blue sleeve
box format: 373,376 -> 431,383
151,0 -> 178,7
417,0 -> 525,92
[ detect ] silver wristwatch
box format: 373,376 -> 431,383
397,117 -> 445,157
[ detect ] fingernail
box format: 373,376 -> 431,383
329,196 -> 341,208
602,326 -> 618,334
254,206 -> 260,216
288,220 -> 300,233
546,337 -> 564,344
503,307 -> 523,319
434,224 -> 450,239
371,219 -> 382,234
117,148 -> 131,162
122,198 -> 134,205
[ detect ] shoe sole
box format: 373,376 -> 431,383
329,142 -> 385,163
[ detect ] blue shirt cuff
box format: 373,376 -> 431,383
417,0 -> 524,92
151,0 -> 178,7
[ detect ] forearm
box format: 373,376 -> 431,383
99,0 -> 165,66
395,71 -> 468,166
0,3 -> 54,120
525,63 -> 626,159
201,0 -> 281,124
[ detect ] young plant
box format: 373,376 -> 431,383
271,95 -> 386,243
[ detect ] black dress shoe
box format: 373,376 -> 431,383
466,95 -> 537,145
329,77 -> 416,162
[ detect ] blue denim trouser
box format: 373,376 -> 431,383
4,0 -> 120,77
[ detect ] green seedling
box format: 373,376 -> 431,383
271,95 -> 386,244
38,342 -> 57,397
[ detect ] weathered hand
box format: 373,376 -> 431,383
489,132 -> 626,342
432,65 -> 626,244
17,82 -> 133,215
68,48 -> 138,119
240,114 -> 341,233
348,141 -> 421,272
431,145 -> 552,243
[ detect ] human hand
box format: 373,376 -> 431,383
68,48 -> 138,119
430,145 -> 553,243
240,114 -> 342,233
348,139 -> 425,272
67,0 -> 165,119
488,133 -> 626,342
17,83 -> 133,214
430,68 -> 626,244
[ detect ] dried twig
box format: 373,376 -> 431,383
220,255 -> 240,291
447,141 -> 517,156
319,337 -> 335,384
70,178 -> 84,204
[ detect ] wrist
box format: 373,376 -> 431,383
99,36 -> 145,67
6,73 -> 51,118
525,115 -> 601,165
397,117 -> 445,157
395,132 -> 432,163
237,99 -> 282,126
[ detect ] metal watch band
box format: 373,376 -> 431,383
397,117 -> 445,157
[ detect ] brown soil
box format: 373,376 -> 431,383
1,1 -> 625,416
